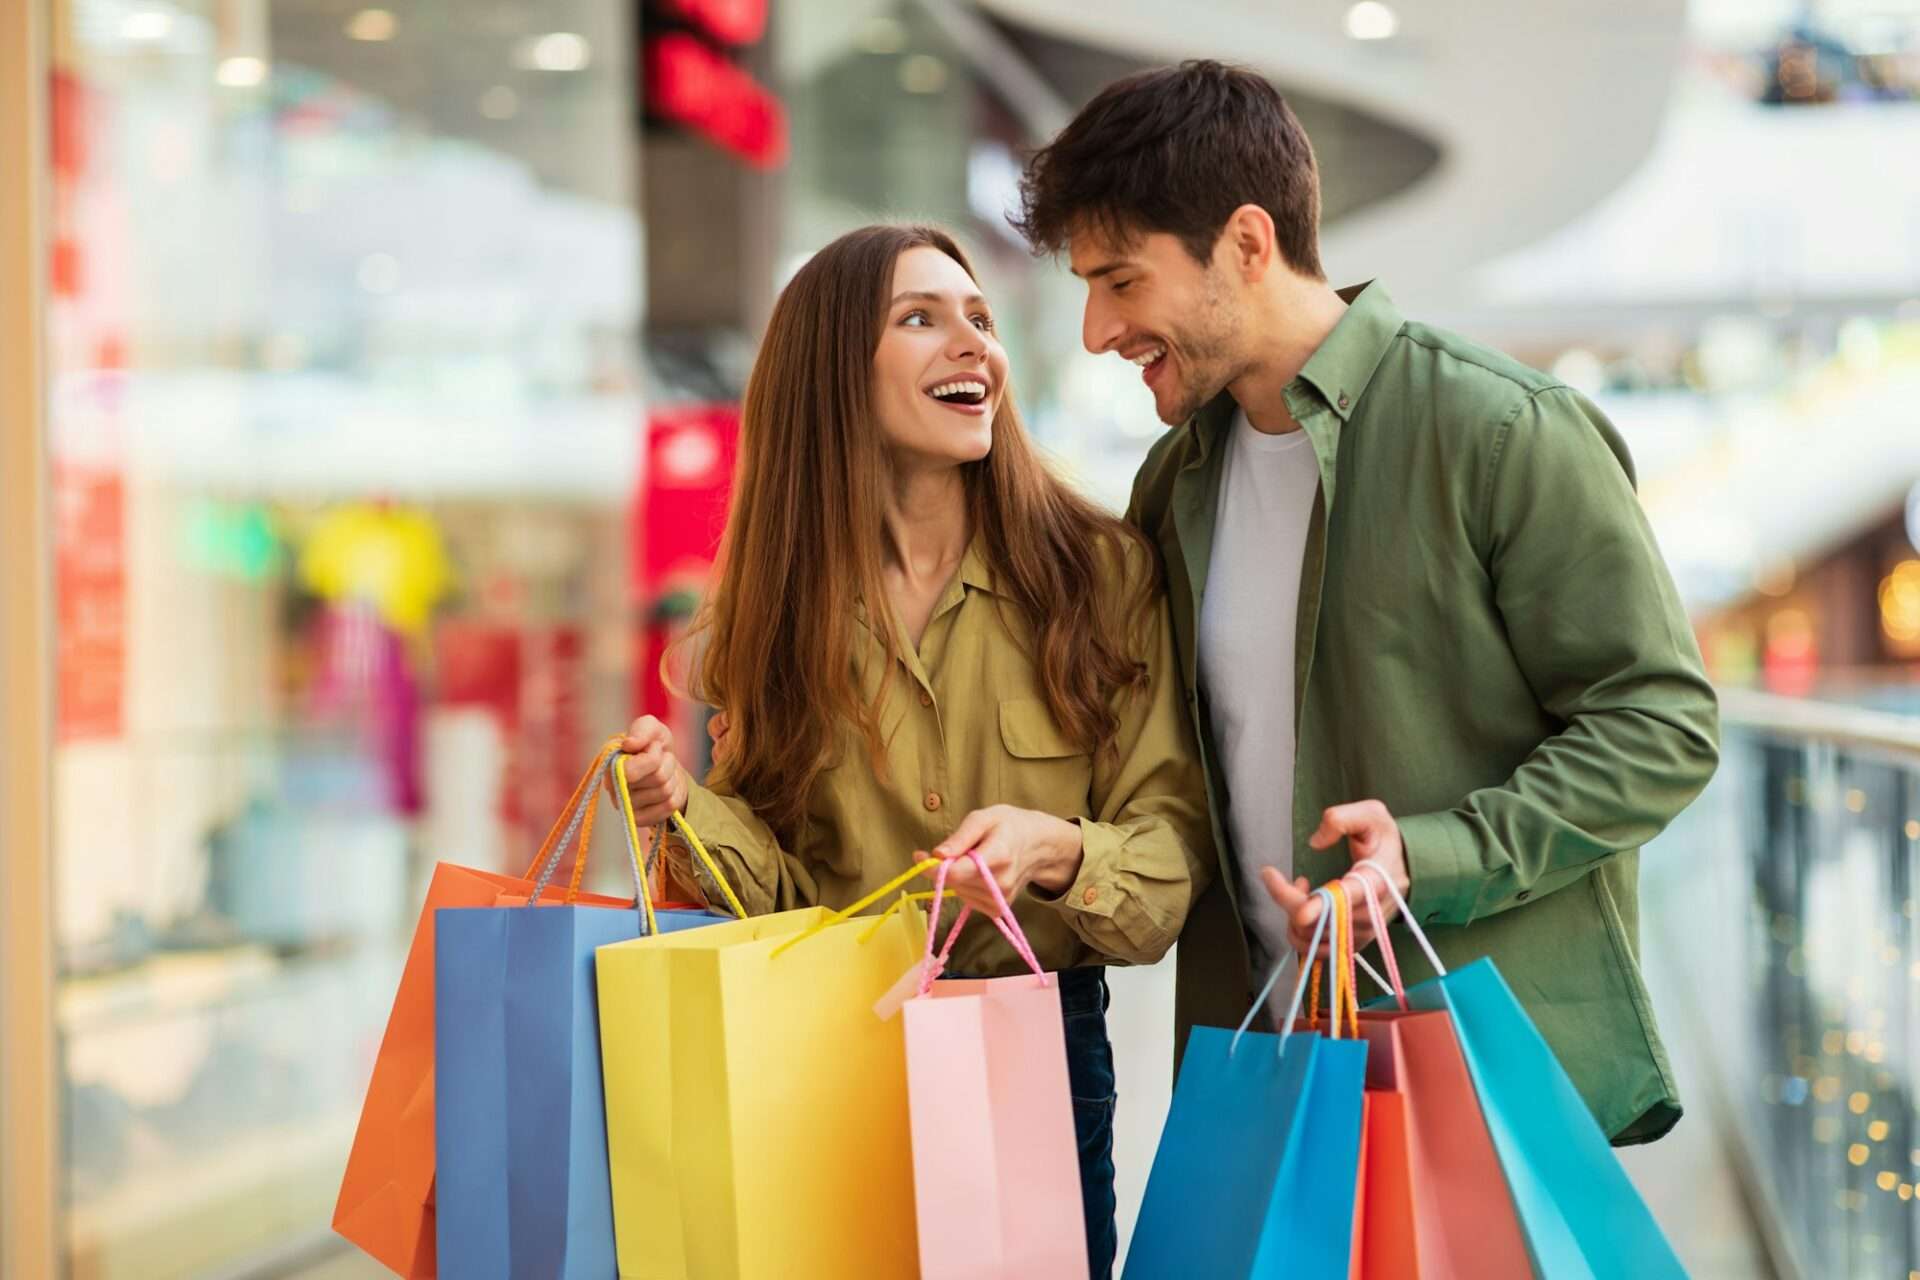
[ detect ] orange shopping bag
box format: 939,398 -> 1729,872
332,741 -> 656,1277
1347,866 -> 1534,1279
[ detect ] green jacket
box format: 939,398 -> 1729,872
1127,282 -> 1720,1143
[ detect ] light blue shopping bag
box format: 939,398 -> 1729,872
434,753 -> 731,1280
1125,889 -> 1366,1279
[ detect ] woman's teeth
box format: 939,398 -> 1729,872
928,379 -> 988,404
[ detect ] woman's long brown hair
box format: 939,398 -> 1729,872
681,224 -> 1156,841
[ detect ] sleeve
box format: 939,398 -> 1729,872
1399,386 -> 1721,926
1032,544 -> 1215,964
667,770 -> 820,916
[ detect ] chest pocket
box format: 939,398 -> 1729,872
996,698 -> 1094,813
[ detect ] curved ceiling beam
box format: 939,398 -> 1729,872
976,0 -> 1690,310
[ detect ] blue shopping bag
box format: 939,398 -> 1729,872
1350,863 -> 1686,1279
434,750 -> 731,1280
1125,888 -> 1366,1280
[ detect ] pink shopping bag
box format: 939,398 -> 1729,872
891,852 -> 1089,1280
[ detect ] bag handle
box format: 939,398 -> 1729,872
607,746 -> 749,921
522,737 -> 749,924
917,851 -> 1048,996
523,741 -> 621,906
1349,861 -> 1447,977
768,859 -> 945,960
1307,880 -> 1360,1039
1232,886 -> 1332,1059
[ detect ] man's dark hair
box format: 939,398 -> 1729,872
1013,60 -> 1324,278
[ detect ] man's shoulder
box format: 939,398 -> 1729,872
1389,319 -> 1564,417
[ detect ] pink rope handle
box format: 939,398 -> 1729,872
920,851 -> 1047,995
1352,871 -> 1408,1010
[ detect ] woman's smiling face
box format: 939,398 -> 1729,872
870,246 -> 1009,470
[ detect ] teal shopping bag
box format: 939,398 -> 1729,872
1353,864 -> 1686,1279
1124,888 -> 1366,1279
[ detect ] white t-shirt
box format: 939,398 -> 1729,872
1197,409 -> 1323,982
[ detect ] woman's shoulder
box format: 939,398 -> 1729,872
1087,519 -> 1162,600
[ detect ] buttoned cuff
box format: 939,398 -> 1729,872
1398,810 -> 1481,927
1030,818 -> 1120,919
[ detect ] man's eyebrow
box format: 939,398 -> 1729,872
1072,261 -> 1132,280
888,290 -> 988,307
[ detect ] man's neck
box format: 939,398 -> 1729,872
1228,280 -> 1351,435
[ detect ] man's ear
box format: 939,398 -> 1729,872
1220,204 -> 1277,282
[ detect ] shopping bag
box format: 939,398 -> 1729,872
891,853 -> 1087,1280
435,751 -> 733,1279
1352,865 -> 1684,1279
1124,884 -> 1367,1280
334,740 -> 657,1277
596,862 -> 935,1279
1343,870 -> 1534,1279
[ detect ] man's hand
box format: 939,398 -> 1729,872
915,805 -> 1085,917
1259,800 -> 1411,953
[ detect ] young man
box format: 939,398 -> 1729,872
1015,61 -> 1720,1145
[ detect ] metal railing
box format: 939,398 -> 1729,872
1646,688 -> 1920,1280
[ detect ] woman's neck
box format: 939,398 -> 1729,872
880,463 -> 970,590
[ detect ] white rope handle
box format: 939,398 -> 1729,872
1349,861 -> 1446,977
1230,887 -> 1335,1059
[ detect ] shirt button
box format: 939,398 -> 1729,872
919,689 -> 933,707
1083,886 -> 1099,906
1338,393 -> 1351,411
1517,890 -> 1532,902
924,792 -> 942,812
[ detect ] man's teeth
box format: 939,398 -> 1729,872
1130,347 -> 1167,367
928,379 -> 988,399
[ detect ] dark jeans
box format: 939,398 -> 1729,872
1057,966 -> 1118,1280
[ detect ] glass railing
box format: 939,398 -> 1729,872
1644,688 -> 1920,1280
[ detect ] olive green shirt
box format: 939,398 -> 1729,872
671,538 -> 1213,977
1131,282 -> 1720,1143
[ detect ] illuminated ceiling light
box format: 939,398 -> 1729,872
479,85 -> 520,120
858,16 -> 907,55
122,8 -> 172,41
346,9 -> 397,41
1879,560 -> 1920,646
520,32 -> 591,72
216,56 -> 268,88
1345,1 -> 1400,41
899,54 -> 948,95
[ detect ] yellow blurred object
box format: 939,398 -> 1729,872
298,503 -> 453,635
1880,560 -> 1920,654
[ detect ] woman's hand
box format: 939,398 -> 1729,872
612,716 -> 691,825
916,805 -> 1085,917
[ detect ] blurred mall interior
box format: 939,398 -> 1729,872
4,0 -> 1920,1276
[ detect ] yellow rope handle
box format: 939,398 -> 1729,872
668,810 -> 748,921
768,859 -> 943,960
611,747 -> 660,938
856,890 -> 939,944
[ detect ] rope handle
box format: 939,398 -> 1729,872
1353,868 -> 1407,1009
918,851 -> 1048,996
1306,881 -> 1360,1039
524,740 -> 622,905
768,859 -> 945,960
1233,887 -> 1334,1059
1349,861 -> 1446,977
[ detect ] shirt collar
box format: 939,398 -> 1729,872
1186,279 -> 1403,462
1290,280 -> 1402,423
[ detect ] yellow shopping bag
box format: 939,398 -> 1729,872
597,885 -> 929,1279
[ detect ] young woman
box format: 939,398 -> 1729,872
616,223 -> 1210,1277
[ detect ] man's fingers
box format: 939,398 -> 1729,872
1309,799 -> 1390,851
